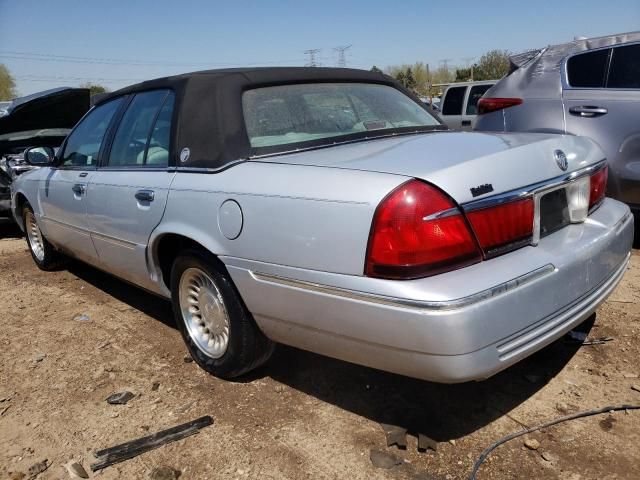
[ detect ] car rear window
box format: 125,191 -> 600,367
242,83 -> 440,149
607,44 -> 640,89
567,49 -> 610,88
441,86 -> 466,115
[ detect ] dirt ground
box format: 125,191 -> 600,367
1,222 -> 639,480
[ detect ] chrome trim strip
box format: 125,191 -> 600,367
170,159 -> 247,174
41,216 -> 91,237
91,231 -> 137,249
462,160 -> 606,212
250,264 -> 556,311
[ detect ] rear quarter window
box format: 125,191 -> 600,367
567,49 -> 610,88
607,44 -> 640,89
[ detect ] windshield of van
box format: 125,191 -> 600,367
242,83 -> 442,152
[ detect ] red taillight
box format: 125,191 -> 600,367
589,165 -> 608,210
477,97 -> 523,115
466,198 -> 534,256
366,180 -> 481,279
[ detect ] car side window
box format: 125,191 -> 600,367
60,98 -> 123,167
146,92 -> 175,166
466,85 -> 493,115
567,49 -> 610,88
607,44 -> 640,89
441,86 -> 466,116
107,90 -> 171,167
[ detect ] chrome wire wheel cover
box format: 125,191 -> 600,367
179,267 -> 230,358
25,210 -> 45,261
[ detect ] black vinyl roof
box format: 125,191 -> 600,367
94,67 -> 418,170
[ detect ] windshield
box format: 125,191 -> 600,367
242,83 -> 441,151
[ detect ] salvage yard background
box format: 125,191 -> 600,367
1,223 -> 639,480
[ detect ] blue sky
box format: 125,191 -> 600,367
1,0 -> 638,96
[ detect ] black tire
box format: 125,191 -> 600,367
170,249 -> 274,379
22,203 -> 65,271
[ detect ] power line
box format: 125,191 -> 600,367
333,45 -> 352,68
303,49 -> 321,67
0,50 -> 305,68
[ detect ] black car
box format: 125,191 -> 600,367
0,88 -> 90,217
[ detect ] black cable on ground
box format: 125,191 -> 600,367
469,404 -> 640,480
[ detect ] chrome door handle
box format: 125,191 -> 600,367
135,189 -> 155,202
569,106 -> 608,117
72,184 -> 86,195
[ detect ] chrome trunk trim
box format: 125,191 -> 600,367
250,264 -> 556,311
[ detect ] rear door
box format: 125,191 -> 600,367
439,85 -> 467,129
39,98 -> 124,262
563,44 -> 640,205
86,90 -> 176,288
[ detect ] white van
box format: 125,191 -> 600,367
439,80 -> 496,130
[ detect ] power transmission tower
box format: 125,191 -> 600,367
304,49 -> 322,67
439,58 -> 453,72
333,44 -> 352,68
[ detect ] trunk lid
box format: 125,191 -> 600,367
255,131 -> 604,204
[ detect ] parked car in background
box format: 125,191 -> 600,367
420,96 -> 441,112
0,88 -> 90,218
0,101 -> 11,116
439,80 -> 496,130
475,31 -> 640,216
11,68 -> 632,383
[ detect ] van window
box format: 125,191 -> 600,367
567,49 -> 610,88
466,84 -> 493,115
607,44 -> 640,89
441,86 -> 466,115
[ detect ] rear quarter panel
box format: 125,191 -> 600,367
151,161 -> 407,276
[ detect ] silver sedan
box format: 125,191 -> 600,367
11,67 -> 633,382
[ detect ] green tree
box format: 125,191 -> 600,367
455,67 -> 472,82
0,64 -> 17,100
404,67 -> 417,91
80,82 -> 109,96
395,70 -> 407,87
472,50 -> 510,81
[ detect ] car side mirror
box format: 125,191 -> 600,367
23,146 -> 55,166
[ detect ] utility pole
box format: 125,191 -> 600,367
333,44 -> 352,68
304,49 -> 322,67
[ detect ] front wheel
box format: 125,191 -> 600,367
170,249 -> 274,378
23,203 -> 65,271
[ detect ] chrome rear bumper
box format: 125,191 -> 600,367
224,198 -> 633,383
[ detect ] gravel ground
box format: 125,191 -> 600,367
1,222 -> 639,480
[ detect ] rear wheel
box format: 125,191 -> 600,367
23,203 -> 65,271
170,249 -> 274,378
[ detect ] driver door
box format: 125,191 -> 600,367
39,98 -> 124,263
